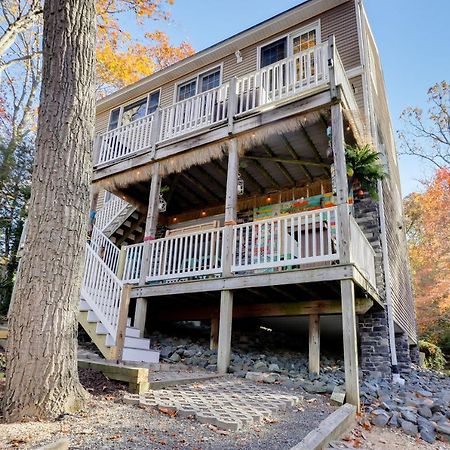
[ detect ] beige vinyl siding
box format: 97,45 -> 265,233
349,75 -> 364,116
96,110 -> 110,135
95,1 -> 360,127
363,14 -> 416,342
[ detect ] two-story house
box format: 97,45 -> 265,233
80,0 -> 417,408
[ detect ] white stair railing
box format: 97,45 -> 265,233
95,194 -> 130,232
235,42 -> 329,115
82,243 -> 123,339
232,207 -> 339,272
90,225 -> 120,273
97,113 -> 154,164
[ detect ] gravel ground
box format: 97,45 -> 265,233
0,370 -> 335,450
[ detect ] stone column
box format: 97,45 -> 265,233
358,309 -> 392,379
409,344 -> 420,366
395,333 -> 412,375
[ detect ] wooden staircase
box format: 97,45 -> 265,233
79,194 -> 159,364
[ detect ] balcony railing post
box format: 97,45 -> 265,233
227,76 -> 238,134
150,108 -> 162,159
327,35 -> 338,101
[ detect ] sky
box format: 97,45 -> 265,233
154,0 -> 450,196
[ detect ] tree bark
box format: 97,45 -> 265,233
2,0 -> 96,422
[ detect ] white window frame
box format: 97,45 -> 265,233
107,88 -> 161,130
257,20 -> 321,70
173,63 -> 223,103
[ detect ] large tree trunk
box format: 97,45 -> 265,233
2,0 -> 96,422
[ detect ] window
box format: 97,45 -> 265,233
177,79 -> 197,101
108,108 -> 120,131
199,68 -> 221,93
292,29 -> 317,54
176,66 -> 222,101
108,90 -> 160,130
258,22 -> 320,70
121,98 -> 147,126
260,38 -> 287,68
147,91 -> 160,114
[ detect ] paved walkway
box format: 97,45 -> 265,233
124,378 -> 301,431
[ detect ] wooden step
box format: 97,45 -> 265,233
122,347 -> 160,364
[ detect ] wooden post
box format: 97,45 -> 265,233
150,108 -> 162,159
331,102 -> 359,409
309,314 -> 320,375
327,35 -> 338,100
115,284 -> 132,361
116,245 -> 127,280
217,290 -> 233,374
341,279 -> 360,410
140,163 -> 161,284
92,134 -> 102,166
223,139 -> 239,277
210,318 -> 219,350
227,77 -> 238,134
134,297 -> 147,338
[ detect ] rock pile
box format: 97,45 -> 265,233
152,330 -> 345,394
363,369 -> 450,444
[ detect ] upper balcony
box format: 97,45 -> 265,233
93,38 -> 365,179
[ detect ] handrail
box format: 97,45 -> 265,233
90,225 -> 120,273
95,194 -> 130,232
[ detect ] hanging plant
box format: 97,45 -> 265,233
345,144 -> 387,200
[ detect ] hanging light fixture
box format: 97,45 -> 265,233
158,192 -> 167,212
237,172 -> 244,196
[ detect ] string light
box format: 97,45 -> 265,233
201,211 -> 207,216
173,217 -> 177,222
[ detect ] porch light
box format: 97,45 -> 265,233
237,172 -> 244,196
173,217 -> 177,222
158,193 -> 167,212
201,211 -> 207,216
266,195 -> 271,203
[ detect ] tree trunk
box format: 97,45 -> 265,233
2,0 -> 96,422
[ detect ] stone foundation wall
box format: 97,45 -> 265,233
358,309 -> 392,378
395,333 -> 412,374
409,344 -> 420,365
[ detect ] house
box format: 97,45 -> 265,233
81,0 -> 417,408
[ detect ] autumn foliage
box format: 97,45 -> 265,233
96,0 -> 194,94
404,168 -> 450,351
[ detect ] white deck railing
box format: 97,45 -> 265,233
146,228 -> 223,281
349,216 -> 376,288
123,242 -> 145,283
235,42 -> 329,115
94,42 -> 343,166
97,113 -> 155,164
232,207 -> 338,272
82,244 -> 123,338
160,84 -> 229,141
95,194 -> 130,231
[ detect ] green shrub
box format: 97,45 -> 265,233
419,340 -> 447,371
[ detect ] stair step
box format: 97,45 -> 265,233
105,334 -> 115,347
87,310 -> 99,323
122,347 -> 160,364
131,212 -> 139,220
126,326 -> 140,338
123,220 -> 132,228
126,317 -> 132,327
95,322 -> 109,335
125,336 -> 151,350
79,299 -> 91,312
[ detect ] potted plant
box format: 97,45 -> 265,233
345,144 -> 387,200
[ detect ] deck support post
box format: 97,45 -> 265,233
217,290 -> 233,374
331,102 -> 360,410
309,314 -> 320,375
340,279 -> 360,410
134,297 -> 147,338
140,163 -> 161,284
223,138 -> 239,277
210,318 -> 219,350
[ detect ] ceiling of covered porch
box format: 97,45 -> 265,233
116,108 -> 356,217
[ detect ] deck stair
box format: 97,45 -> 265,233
79,195 -> 159,364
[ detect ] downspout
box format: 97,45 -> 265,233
378,180 -> 399,373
